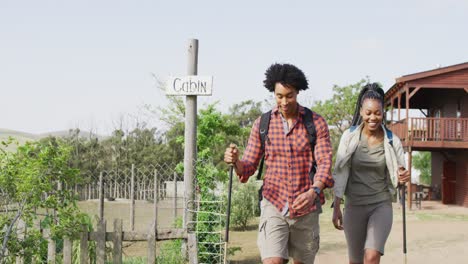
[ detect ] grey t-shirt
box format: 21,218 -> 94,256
345,133 -> 391,205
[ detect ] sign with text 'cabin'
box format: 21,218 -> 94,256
165,76 -> 213,96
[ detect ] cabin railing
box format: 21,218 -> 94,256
388,117 -> 468,144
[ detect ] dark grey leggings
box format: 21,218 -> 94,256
343,201 -> 393,263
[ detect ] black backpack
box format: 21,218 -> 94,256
256,108 -> 318,211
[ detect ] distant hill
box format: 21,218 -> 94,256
0,128 -> 37,140
36,130 -> 106,140
0,128 -> 107,151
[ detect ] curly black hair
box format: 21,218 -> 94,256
351,83 -> 386,126
263,63 -> 309,92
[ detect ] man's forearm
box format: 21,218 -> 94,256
233,160 -> 243,176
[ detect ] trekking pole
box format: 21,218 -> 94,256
401,184 -> 407,254
224,166 -> 234,264
225,166 -> 234,242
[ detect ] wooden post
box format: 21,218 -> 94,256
390,97 -> 394,123
113,219 -> 123,264
99,172 -> 104,222
147,222 -> 156,264
408,149 -> 413,210
131,164 -> 135,231
44,229 -> 56,264
124,171 -> 127,198
405,85 -> 410,142
184,39 -> 198,229
398,92 -> 401,121
114,177 -> 118,198
187,233 -> 199,264
96,220 -> 106,264
63,238 -> 72,264
143,176 -> 147,201
154,170 -> 159,236
80,225 -> 89,264
174,172 -> 178,220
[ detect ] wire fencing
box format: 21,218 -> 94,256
74,163 -> 184,230
74,163 -> 229,263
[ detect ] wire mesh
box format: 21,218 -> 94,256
189,199 -> 227,264
72,162 -> 229,263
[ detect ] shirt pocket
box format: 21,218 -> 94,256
294,134 -> 310,154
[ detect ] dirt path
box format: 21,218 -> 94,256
229,201 -> 468,264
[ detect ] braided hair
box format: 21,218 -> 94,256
351,83 -> 385,126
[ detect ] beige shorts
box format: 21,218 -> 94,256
257,199 -> 320,264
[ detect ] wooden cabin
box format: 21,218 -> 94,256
385,62 -> 468,209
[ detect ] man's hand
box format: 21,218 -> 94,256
398,166 -> 410,184
224,143 -> 244,177
224,143 -> 239,165
292,190 -> 316,214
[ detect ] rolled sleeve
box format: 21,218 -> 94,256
239,118 -> 263,181
312,115 -> 334,188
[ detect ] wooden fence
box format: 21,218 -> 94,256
14,219 -> 193,264
10,165 -> 199,264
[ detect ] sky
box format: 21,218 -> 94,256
1,0 -> 467,135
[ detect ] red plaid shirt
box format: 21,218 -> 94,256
238,104 -> 333,218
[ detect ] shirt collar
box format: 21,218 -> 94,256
272,103 -> 305,117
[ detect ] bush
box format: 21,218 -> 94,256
229,177 -> 260,230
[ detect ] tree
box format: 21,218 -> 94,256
413,152 -> 431,185
226,100 -> 264,150
0,138 -> 90,262
312,79 -> 369,157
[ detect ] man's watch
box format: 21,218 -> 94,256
312,186 -> 321,196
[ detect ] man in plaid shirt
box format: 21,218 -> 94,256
224,63 -> 333,264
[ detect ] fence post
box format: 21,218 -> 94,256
154,170 -> 159,235
80,225 -> 89,264
131,164 -> 135,231
63,238 -> 72,264
188,233 -> 199,264
44,229 -> 56,264
96,220 -> 106,264
99,172 -> 104,222
114,176 -> 118,198
113,219 -> 123,264
143,175 -> 147,201
123,170 -> 127,198
174,172 -> 178,220
147,222 -> 156,264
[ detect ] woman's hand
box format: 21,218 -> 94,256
332,197 -> 344,230
332,206 -> 344,230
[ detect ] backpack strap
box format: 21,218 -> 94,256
257,110 -> 272,180
303,108 -> 318,184
384,126 -> 393,146
303,108 -> 317,151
